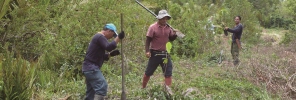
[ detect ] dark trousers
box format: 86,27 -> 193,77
145,50 -> 173,77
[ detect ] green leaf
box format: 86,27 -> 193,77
166,42 -> 172,53
0,0 -> 11,19
163,58 -> 168,64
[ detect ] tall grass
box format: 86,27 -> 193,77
1,48 -> 36,100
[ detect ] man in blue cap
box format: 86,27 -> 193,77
82,23 -> 125,100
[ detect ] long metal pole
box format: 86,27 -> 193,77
120,13 -> 126,100
135,0 -> 174,28
135,0 -> 157,17
135,0 -> 185,38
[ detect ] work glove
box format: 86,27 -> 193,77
118,31 -> 125,39
110,50 -> 120,57
224,30 -> 228,36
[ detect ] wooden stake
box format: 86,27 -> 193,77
120,13 -> 126,100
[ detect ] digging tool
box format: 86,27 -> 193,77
135,0 -> 185,38
120,13 -> 126,100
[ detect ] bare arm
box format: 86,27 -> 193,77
145,36 -> 152,58
145,36 -> 152,53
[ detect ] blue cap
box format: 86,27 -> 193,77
104,23 -> 118,38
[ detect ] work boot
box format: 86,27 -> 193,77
94,94 -> 104,100
164,76 -> 173,95
142,74 -> 150,88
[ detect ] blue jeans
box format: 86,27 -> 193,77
83,68 -> 108,100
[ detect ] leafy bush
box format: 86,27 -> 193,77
1,46 -> 36,100
1,0 -> 262,66
222,0 -> 261,44
248,0 -> 280,27
268,14 -> 294,29
281,24 -> 296,44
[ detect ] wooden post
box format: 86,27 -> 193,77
120,13 -> 126,100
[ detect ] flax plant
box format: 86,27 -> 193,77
1,48 -> 36,100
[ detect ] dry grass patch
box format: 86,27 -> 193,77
239,42 -> 296,99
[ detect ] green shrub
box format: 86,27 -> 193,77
223,0 -> 261,44
268,14 -> 294,29
1,47 -> 36,100
280,27 -> 296,44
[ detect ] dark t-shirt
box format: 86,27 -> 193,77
82,33 -> 117,71
227,23 -> 243,43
